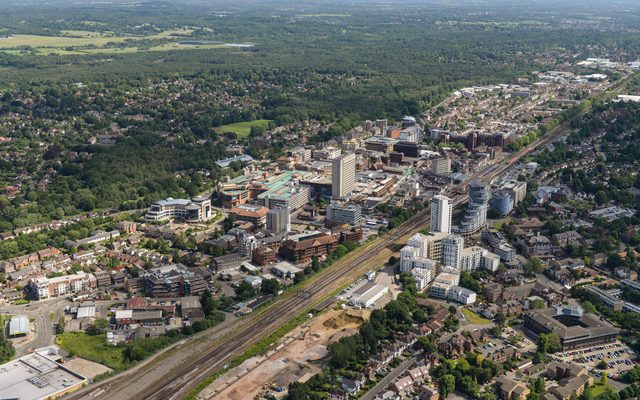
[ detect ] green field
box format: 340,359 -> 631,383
461,308 -> 492,325
0,29 -> 192,48
216,119 -> 273,138
56,332 -> 127,370
591,382 -> 615,397
0,29 -> 237,56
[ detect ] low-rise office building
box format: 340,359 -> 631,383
326,203 -> 363,225
280,232 -> 338,263
230,204 -> 269,227
523,305 -> 619,350
144,196 -> 212,222
143,264 -> 207,298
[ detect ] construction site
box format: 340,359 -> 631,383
199,308 -> 371,400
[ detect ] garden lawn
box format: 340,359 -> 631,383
460,308 -> 492,325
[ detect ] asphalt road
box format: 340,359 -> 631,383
360,356 -> 416,400
3,297 -> 68,356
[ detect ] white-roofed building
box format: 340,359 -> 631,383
271,261 -> 303,279
412,267 -> 435,291
9,315 -> 29,337
76,302 -> 96,319
429,268 -> 461,299
448,286 -> 477,305
0,348 -> 86,400
354,284 -> 389,308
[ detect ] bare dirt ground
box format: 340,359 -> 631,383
199,308 -> 370,400
65,357 -> 113,379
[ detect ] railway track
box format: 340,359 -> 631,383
68,73 -> 637,400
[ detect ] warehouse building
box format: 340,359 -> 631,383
352,283 -> 389,308
0,349 -> 86,400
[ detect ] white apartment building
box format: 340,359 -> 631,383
460,246 -> 485,272
448,286 -> 477,305
407,233 -> 429,256
483,252 -> 501,272
400,233 -> 441,272
400,245 -> 420,273
29,272 -> 97,300
430,195 -> 452,233
429,268 -> 461,299
332,153 -> 356,198
442,235 -> 464,268
412,267 -> 435,291
456,180 -> 490,235
460,246 -> 501,272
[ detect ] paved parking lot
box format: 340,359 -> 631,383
552,341 -> 638,379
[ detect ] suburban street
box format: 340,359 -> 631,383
360,357 -> 417,400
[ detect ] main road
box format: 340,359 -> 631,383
65,73 -> 635,400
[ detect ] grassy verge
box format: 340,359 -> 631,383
461,308 -> 492,325
591,382 -> 614,397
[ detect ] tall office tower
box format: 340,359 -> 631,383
332,153 -> 356,198
266,206 -> 290,235
442,234 -> 464,269
456,180 -> 490,235
375,119 -> 388,135
430,195 -> 452,233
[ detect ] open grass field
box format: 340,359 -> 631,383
461,308 -> 492,325
56,332 -> 128,371
0,28 -> 231,56
0,29 -> 193,48
216,119 -> 273,138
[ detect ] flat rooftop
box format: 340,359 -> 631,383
0,352 -> 86,400
525,306 -> 620,340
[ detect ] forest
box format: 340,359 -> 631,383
1,0 -> 640,230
